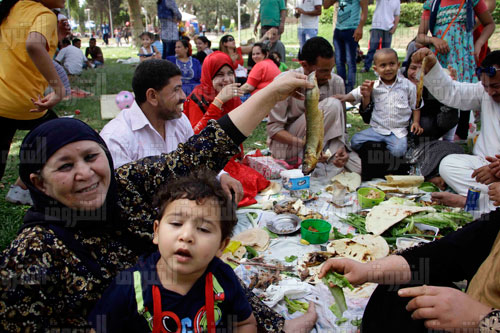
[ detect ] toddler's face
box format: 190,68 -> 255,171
374,53 -> 400,83
141,35 -> 152,47
153,198 -> 227,281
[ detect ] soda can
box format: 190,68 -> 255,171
465,187 -> 480,212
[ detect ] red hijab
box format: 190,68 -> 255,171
186,51 -> 241,116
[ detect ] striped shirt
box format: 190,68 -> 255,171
351,74 -> 416,138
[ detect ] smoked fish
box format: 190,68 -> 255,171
302,71 -> 324,175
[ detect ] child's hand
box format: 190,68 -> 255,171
30,92 -> 62,113
360,80 -> 374,100
333,94 -> 349,102
411,122 -> 423,135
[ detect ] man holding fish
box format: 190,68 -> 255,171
266,37 -> 361,174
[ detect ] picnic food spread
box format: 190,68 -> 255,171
224,173 -> 473,330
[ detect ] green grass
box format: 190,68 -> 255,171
1,22 -> 496,250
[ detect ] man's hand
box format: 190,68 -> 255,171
471,165 -> 499,185
399,285 -> 491,331
318,258 -> 368,286
253,25 -> 258,36
488,182 -> 500,206
332,147 -> 349,168
353,27 -> 363,42
411,48 -> 437,74
220,174 -> 244,203
486,154 -> 500,178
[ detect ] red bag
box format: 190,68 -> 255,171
223,159 -> 270,207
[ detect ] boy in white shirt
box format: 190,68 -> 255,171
336,48 -> 422,157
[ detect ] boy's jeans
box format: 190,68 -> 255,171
333,28 -> 358,93
298,28 -> 318,49
351,127 -> 408,157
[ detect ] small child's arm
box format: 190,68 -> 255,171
333,93 -> 356,103
235,313 -> 257,332
411,109 -> 423,135
26,32 -> 65,111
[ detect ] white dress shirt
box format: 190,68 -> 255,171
351,74 -> 416,138
424,62 -> 500,159
100,101 -> 194,168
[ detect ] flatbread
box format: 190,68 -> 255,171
330,172 -> 361,192
384,175 -> 424,186
232,228 -> 270,249
375,184 -> 421,194
327,234 -> 388,262
365,204 -> 436,235
260,182 -> 282,196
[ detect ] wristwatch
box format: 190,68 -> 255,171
479,309 -> 500,332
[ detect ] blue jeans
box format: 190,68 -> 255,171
298,28 -> 318,49
351,127 -> 408,157
364,29 -> 393,70
162,40 -> 177,59
333,28 -> 358,93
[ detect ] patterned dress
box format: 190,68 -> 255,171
0,121 -> 284,331
423,0 -> 487,83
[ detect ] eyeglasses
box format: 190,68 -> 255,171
225,37 -> 234,42
476,66 -> 498,78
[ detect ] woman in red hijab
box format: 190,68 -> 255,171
184,51 -> 243,134
184,51 -> 270,207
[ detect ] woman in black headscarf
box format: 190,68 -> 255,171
0,73 -> 318,331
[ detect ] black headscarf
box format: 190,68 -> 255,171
19,118 -> 119,229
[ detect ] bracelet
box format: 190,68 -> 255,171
213,97 -> 224,107
479,309 -> 500,332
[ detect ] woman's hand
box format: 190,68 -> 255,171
432,38 -> 450,54
266,71 -> 313,102
399,285 -> 492,331
318,258 -> 368,286
411,122 -> 423,135
217,83 -> 242,103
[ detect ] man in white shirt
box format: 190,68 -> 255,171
295,0 -> 322,50
55,38 -> 90,75
414,48 -> 500,214
361,0 -> 400,73
100,59 -> 243,202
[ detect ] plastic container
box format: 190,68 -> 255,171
300,219 -> 331,244
357,187 -> 385,209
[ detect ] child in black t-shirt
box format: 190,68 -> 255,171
89,172 -> 256,333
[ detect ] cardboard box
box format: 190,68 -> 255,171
246,156 -> 287,179
282,175 -> 310,190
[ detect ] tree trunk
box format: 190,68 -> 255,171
127,0 -> 144,47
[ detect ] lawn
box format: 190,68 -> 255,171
0,22 -> 496,250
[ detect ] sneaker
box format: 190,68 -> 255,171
5,185 -> 33,206
360,68 -> 370,73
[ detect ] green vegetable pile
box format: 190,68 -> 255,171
323,272 -> 354,323
329,227 -> 354,240
284,295 -> 309,314
285,255 -> 298,262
